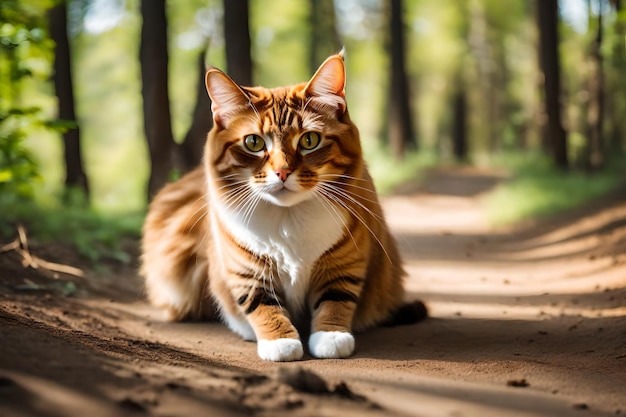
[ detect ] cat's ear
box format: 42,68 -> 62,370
304,53 -> 346,114
205,67 -> 250,128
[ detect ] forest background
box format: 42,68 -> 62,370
1,0 -> 625,261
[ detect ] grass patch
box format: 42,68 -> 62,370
0,193 -> 144,263
484,153 -> 624,226
365,146 -> 438,194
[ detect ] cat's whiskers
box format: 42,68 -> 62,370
318,173 -> 369,183
247,99 -> 262,123
318,182 -> 384,223
316,184 -> 391,263
216,178 -> 249,192
300,96 -> 314,115
218,172 -> 239,180
221,185 -> 252,210
195,224 -> 212,267
220,181 -> 250,197
241,187 -> 265,228
180,192 -> 211,232
185,173 -> 260,230
187,207 -> 209,236
217,181 -> 256,211
312,189 -> 359,253
320,179 -> 380,197
221,188 -> 253,210
222,187 -> 256,221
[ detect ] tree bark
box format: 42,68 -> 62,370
452,79 -> 468,162
140,0 -> 176,199
223,0 -> 252,86
308,0 -> 341,74
178,49 -> 213,171
467,0 -> 495,151
586,0 -> 605,171
387,0 -> 416,159
537,0 -> 568,169
48,1 -> 89,198
608,0 -> 625,153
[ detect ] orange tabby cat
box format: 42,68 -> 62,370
141,52 -> 426,361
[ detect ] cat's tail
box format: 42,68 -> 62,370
383,300 -> 428,327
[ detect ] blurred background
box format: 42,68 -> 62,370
1,0 -> 625,260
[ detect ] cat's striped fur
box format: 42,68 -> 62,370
140,53 -> 426,361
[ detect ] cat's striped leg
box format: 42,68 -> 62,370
308,275 -> 364,359
231,283 -> 303,362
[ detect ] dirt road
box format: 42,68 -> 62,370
1,168 -> 625,416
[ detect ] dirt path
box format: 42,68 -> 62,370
1,168 -> 625,417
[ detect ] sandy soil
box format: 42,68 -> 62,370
1,168 -> 625,417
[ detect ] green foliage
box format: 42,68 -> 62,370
0,195 -> 144,263
0,0 -> 143,264
0,0 -> 56,203
365,145 -> 438,194
8,0 -> 625,236
72,19 -> 147,212
484,153 -> 624,226
0,110 -> 41,199
251,0 -> 309,87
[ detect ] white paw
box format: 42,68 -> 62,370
308,331 -> 354,359
257,338 -> 303,362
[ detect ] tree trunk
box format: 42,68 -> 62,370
537,0 -> 568,169
387,0 -> 416,159
178,49 -> 213,172
223,0 -> 252,86
140,0 -> 176,199
467,0 -> 496,152
452,79 -> 468,162
308,0 -> 341,74
48,2 -> 89,198
608,0 -> 625,154
586,0 -> 605,171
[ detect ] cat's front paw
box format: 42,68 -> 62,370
308,331 -> 354,359
257,338 -> 303,362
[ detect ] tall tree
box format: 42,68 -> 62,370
223,0 -> 252,85
586,0 -> 605,170
467,0 -> 494,151
608,0 -> 625,154
537,0 -> 568,168
177,48 -> 213,171
48,1 -> 89,198
308,0 -> 341,74
140,0 -> 176,198
387,0 -> 417,159
452,78 -> 468,162
451,0 -> 470,162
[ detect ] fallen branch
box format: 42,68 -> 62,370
0,224 -> 84,278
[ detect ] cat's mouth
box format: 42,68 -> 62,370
267,182 -> 290,194
263,182 -> 309,207
268,184 -> 296,200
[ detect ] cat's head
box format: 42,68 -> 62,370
204,53 -> 363,208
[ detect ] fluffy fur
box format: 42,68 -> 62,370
141,53 -> 425,362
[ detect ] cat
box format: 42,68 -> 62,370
140,52 -> 426,362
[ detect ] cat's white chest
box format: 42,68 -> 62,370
216,199 -> 346,310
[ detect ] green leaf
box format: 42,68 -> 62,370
0,170 -> 13,182
44,119 -> 78,132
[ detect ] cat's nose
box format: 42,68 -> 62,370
275,168 -> 292,182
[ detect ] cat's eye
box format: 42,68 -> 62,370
299,132 -> 321,151
244,134 -> 265,152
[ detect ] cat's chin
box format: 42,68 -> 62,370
262,189 -> 312,207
